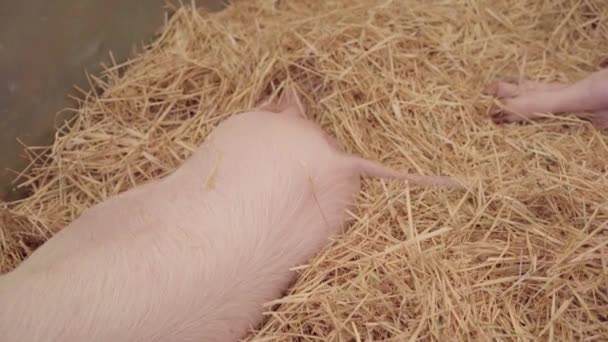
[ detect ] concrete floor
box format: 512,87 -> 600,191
0,0 -> 226,200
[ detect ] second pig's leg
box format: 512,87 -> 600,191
486,69 -> 608,125
485,80 -> 568,98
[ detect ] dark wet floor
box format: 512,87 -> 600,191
0,0 -> 226,200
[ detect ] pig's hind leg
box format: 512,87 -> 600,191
484,69 -> 608,127
485,79 -> 568,98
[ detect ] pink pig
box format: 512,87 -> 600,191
0,85 -> 460,342
485,68 -> 608,127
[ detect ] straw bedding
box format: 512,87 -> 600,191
2,0 -> 608,340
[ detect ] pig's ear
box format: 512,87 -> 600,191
276,85 -> 305,117
255,93 -> 281,113
254,85 -> 305,117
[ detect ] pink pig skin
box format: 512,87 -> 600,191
485,68 -> 608,127
0,86 -> 460,342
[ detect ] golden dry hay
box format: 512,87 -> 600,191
2,0 -> 608,340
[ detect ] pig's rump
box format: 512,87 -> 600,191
0,119 -> 359,342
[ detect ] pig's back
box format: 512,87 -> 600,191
15,178 -> 167,273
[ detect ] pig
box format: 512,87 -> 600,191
0,84 -> 461,342
484,68 -> 608,127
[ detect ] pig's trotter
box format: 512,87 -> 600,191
489,97 -> 543,124
485,69 -> 608,127
483,80 -> 524,98
490,110 -> 519,125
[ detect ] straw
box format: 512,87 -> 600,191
1,0 -> 607,340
